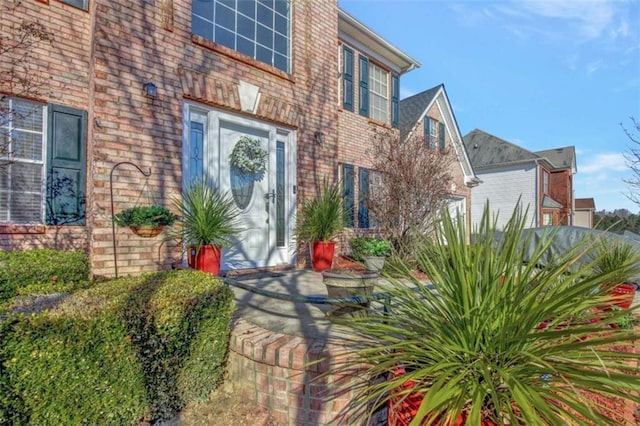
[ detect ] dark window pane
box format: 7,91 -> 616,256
274,13 -> 287,35
219,0 -> 235,8
274,33 -> 287,55
237,36 -> 255,57
256,3 -> 273,28
258,0 -> 274,7
215,3 -> 236,31
215,25 -> 235,49
237,14 -> 255,39
274,0 -> 288,16
256,23 -> 272,48
256,45 -> 272,65
192,0 -> 214,19
192,16 -> 214,39
238,0 -> 255,18
273,53 -> 288,72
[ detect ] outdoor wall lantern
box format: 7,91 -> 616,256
314,131 -> 325,145
143,82 -> 157,99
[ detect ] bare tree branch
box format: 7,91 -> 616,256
365,128 -> 455,258
1,0 -> 55,167
622,117 -> 640,206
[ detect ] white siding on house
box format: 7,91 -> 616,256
470,163 -> 538,230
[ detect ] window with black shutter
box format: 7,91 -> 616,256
342,46 -> 354,111
358,55 -> 369,117
358,168 -> 370,228
342,163 -> 354,227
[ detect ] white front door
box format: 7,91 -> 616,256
183,104 -> 296,271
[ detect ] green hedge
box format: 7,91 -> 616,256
0,249 -> 90,303
0,270 -> 235,424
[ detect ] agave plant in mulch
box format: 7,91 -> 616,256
323,204 -> 640,425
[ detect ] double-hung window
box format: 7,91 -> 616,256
0,97 -> 86,225
368,63 -> 388,123
192,0 -> 291,73
1,99 -> 46,224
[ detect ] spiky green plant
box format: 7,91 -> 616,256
170,179 -> 242,248
591,238 -> 640,284
297,180 -> 345,242
326,204 -> 640,425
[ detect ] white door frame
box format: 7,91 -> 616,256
182,102 -> 297,270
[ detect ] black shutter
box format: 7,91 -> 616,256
358,168 -> 370,229
424,117 -> 431,148
342,164 -> 354,227
60,0 -> 89,11
439,122 -> 445,150
358,55 -> 369,117
46,105 -> 87,225
342,46 -> 354,111
391,73 -> 399,127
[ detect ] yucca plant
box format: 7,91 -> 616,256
591,238 -> 640,284
326,204 -> 640,425
170,179 -> 242,248
297,180 -> 345,243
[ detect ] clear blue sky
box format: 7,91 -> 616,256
339,0 -> 640,213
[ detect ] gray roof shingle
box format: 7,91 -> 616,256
462,129 -> 540,168
535,147 -> 575,169
398,84 -> 442,140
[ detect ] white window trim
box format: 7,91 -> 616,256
0,98 -> 47,224
369,63 -> 389,123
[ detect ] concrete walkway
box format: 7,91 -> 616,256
226,269 -> 357,339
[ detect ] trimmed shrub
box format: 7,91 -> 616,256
0,249 -> 90,303
0,270 -> 235,424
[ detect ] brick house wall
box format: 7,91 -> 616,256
336,40 -> 399,253
0,0 -> 92,253
2,0 -> 342,276
549,169 -> 573,225
412,102 -> 472,225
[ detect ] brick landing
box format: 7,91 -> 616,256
227,317 -> 369,425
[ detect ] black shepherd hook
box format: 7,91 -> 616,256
110,161 -> 152,278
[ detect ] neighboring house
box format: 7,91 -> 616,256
398,84 -> 479,230
574,198 -> 596,228
0,1 -> 420,276
463,129 -> 576,229
336,10 -> 420,235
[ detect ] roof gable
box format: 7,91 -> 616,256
398,85 -> 441,140
535,146 -> 576,172
398,85 -> 479,187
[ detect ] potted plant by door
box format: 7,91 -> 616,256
350,237 -> 391,272
170,179 -> 242,276
591,239 -> 640,310
323,205 -> 640,425
113,205 -> 178,237
297,180 -> 346,272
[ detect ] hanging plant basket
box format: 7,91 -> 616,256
113,205 -> 178,238
130,225 -> 164,238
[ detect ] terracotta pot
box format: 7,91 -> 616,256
130,225 -> 163,238
388,367 -> 467,426
188,245 -> 222,275
387,368 -> 498,426
310,241 -> 335,272
608,283 -> 637,310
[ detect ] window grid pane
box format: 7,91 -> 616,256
369,64 -> 388,123
192,0 -> 290,73
0,98 -> 45,224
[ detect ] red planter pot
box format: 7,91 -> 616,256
608,283 -> 637,310
188,245 -> 222,275
310,241 -> 335,272
387,368 -> 469,426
